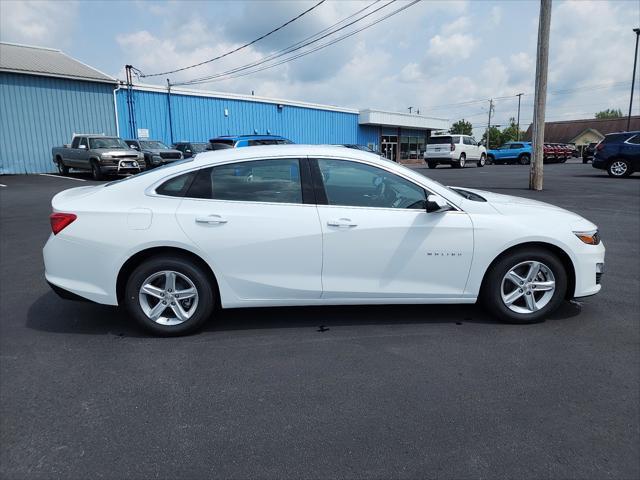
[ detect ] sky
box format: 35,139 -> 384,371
1,0 -> 638,135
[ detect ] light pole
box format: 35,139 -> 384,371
627,28 -> 640,132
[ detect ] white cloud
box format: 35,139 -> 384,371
490,6 -> 502,26
428,33 -> 477,60
0,0 -> 79,47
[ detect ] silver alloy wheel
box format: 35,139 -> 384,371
138,270 -> 199,325
479,155 -> 486,166
459,155 -> 466,167
610,161 -> 628,176
500,260 -> 556,314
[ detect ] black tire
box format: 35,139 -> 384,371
56,157 -> 69,175
582,158 -> 588,164
486,155 -> 494,165
519,154 -> 531,165
454,153 -> 466,168
477,154 -> 486,167
124,255 -> 215,336
607,159 -> 632,178
480,247 -> 568,324
427,162 -> 437,169
91,160 -> 103,180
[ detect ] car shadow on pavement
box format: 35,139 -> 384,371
27,291 -> 583,337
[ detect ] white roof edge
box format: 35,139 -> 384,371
0,68 -> 117,84
359,108 -> 448,123
0,41 -> 60,52
61,51 -> 116,83
125,82 -> 360,114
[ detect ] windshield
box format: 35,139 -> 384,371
140,141 -> 169,150
89,137 -> 129,149
191,143 -> 209,153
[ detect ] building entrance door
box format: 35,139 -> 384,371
381,135 -> 398,162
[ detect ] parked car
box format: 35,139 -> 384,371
567,143 -> 579,158
172,142 -> 210,158
424,134 -> 486,168
209,135 -> 293,150
486,142 -> 532,165
552,143 -> 570,162
592,131 -> 640,177
124,139 -> 182,168
582,142 -> 599,163
544,143 -> 557,162
52,134 -> 144,180
44,144 -> 604,336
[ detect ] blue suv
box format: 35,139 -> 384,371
209,135 -> 293,150
592,131 -> 640,177
487,142 -> 532,165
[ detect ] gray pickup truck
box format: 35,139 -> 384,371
52,135 -> 145,180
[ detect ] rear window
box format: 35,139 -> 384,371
603,133 -> 631,144
428,136 -> 452,145
247,139 -> 292,146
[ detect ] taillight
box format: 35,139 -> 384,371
50,212 -> 77,235
596,143 -> 604,151
450,143 -> 455,151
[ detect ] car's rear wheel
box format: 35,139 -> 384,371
91,160 -> 103,180
607,159 -> 631,178
486,155 -> 494,165
56,158 -> 69,175
125,255 -> 215,336
427,161 -> 437,169
481,248 -> 567,324
454,154 -> 466,168
519,154 -> 531,165
478,154 -> 486,167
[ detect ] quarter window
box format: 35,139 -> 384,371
626,134 -> 640,145
187,158 -> 303,204
156,172 -> 195,197
316,159 -> 426,210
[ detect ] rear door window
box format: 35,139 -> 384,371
626,134 -> 640,145
187,159 -> 303,204
511,143 -> 524,149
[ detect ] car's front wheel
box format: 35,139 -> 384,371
607,159 -> 632,178
481,248 -> 567,324
125,255 -> 215,336
56,158 -> 69,175
478,154 -> 486,167
91,161 -> 103,180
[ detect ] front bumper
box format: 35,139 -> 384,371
572,242 -> 605,298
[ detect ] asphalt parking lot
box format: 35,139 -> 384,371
1,160 -> 639,479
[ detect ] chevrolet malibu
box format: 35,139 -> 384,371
44,145 -> 605,335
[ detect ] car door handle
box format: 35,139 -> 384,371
327,218 -> 358,228
195,215 -> 228,225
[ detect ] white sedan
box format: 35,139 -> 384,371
44,145 -> 604,335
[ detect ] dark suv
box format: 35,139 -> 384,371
592,131 -> 640,177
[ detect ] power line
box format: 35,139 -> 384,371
175,0 -> 417,86
139,0 -> 327,78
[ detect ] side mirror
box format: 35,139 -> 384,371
426,194 -> 452,213
185,149 -> 192,153
78,144 -> 87,150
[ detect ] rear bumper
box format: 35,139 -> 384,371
591,156 -> 607,170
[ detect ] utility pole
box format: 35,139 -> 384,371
627,28 -> 640,132
166,79 -> 174,145
408,106 -> 413,114
516,93 -> 524,140
530,0 -> 552,191
486,99 -> 494,148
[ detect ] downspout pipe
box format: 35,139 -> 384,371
113,81 -> 122,138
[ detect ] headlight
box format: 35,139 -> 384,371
574,230 -> 600,245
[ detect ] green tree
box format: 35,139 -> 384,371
449,119 -> 473,135
500,117 -> 526,143
595,108 -> 623,119
481,126 -> 503,149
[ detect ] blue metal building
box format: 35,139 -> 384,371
0,42 -> 118,174
1,42 -> 449,174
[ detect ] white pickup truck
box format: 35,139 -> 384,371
52,134 -> 145,180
